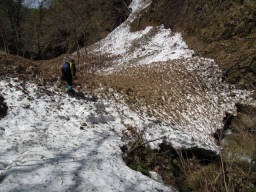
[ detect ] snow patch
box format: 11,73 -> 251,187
73,0 -> 256,153
78,0 -> 193,72
0,78 -> 174,192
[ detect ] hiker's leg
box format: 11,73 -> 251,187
61,68 -> 66,80
66,75 -> 73,91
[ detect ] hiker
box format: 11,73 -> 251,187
61,56 -> 76,92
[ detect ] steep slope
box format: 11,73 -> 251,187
75,0 -> 256,154
0,0 -> 256,191
0,0 -> 132,59
130,0 -> 256,90
83,0 -> 193,72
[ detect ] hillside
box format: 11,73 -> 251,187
131,0 -> 256,90
0,0 -> 256,191
0,0 -> 132,59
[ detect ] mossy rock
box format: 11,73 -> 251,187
180,185 -> 193,192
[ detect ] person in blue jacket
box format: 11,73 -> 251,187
61,56 -> 76,92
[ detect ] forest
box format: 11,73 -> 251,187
0,0 -> 131,59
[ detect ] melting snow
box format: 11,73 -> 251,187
74,0 -> 256,153
76,0 -> 255,152
0,78 -> 174,192
1,0 -> 255,191
80,0 -> 193,72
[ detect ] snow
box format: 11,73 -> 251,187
1,75 -> 251,191
1,0 -> 255,191
0,78 -> 174,192
78,0 -> 256,155
75,0 -> 255,153
101,57 -> 255,153
81,0 -> 193,72
149,171 -> 164,184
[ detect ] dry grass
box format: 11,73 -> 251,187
123,130 -> 256,192
131,0 -> 256,90
94,57 -> 230,139
1,51 -> 256,192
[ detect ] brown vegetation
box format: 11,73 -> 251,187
1,48 -> 256,192
123,121 -> 256,192
131,0 -> 256,90
1,1 -> 256,191
0,0 -> 132,59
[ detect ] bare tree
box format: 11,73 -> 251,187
0,17 -> 8,54
36,0 -> 47,58
0,0 -> 26,55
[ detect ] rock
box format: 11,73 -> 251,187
26,66 -> 34,73
58,115 -> 70,121
23,104 -> 30,109
0,173 -> 6,184
223,129 -> 232,136
87,113 -> 115,124
0,96 -> 7,119
95,103 -> 106,113
221,133 -> 255,165
0,127 -> 5,137
239,156 -> 252,164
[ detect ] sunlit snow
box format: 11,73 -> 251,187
0,78 -> 174,192
80,0 -> 194,72
1,0 -> 256,191
78,0 -> 256,155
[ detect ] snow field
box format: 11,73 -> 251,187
0,78 -> 174,192
1,0 -> 254,190
85,0 -> 256,155
85,0 -> 193,72
73,0 -> 256,153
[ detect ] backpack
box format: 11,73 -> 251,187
69,61 -> 75,76
62,62 -> 70,70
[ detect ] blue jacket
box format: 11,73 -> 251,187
62,61 -> 76,77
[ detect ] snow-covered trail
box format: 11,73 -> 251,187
0,78 -> 174,192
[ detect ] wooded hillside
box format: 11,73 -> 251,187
131,0 -> 256,90
0,0 -> 131,59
